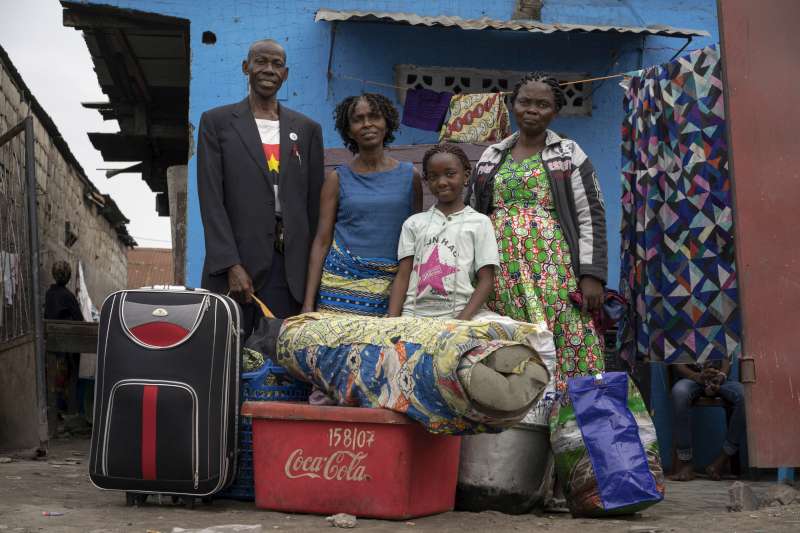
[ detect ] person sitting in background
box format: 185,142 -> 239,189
44,261 -> 84,418
45,261 -> 83,322
388,143 -> 498,320
670,359 -> 745,481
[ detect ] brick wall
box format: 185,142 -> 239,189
0,53 -> 128,312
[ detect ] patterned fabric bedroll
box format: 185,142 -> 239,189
274,313 -> 554,435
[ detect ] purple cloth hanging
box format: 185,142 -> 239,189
401,88 -> 453,131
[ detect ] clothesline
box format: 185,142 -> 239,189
334,72 -> 631,93
338,69 -> 639,142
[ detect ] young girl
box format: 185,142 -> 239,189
388,144 -> 499,320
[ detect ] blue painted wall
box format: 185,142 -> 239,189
94,0 -> 719,291
94,0 -> 726,472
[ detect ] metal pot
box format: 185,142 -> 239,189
455,423 -> 550,514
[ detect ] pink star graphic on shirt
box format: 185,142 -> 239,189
415,246 -> 458,296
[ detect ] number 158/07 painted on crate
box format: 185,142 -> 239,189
328,426 -> 375,450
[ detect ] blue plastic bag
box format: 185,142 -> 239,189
550,372 -> 664,516
569,373 -> 662,510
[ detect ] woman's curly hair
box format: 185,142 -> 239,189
510,72 -> 566,112
334,93 -> 400,154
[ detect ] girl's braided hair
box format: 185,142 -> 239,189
510,72 -> 566,112
421,143 -> 472,179
334,93 -> 400,154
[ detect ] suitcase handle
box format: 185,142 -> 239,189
139,285 -> 206,292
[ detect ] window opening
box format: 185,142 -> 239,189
394,65 -> 592,116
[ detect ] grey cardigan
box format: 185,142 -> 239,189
465,130 -> 608,283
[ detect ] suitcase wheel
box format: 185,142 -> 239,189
202,496 -> 213,505
125,493 -> 148,506
181,496 -> 195,509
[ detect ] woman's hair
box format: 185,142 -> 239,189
510,72 -> 566,112
334,93 -> 400,154
421,143 -> 472,179
52,260 -> 71,286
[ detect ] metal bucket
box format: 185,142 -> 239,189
455,423 -> 550,514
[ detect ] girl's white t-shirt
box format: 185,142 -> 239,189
397,205 -> 499,318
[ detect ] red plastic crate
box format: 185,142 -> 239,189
241,401 -> 461,519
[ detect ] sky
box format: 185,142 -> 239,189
0,0 -> 172,249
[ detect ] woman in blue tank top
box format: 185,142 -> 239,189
303,94 -> 422,316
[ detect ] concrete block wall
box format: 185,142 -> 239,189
0,57 -> 128,312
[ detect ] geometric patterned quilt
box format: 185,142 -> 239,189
618,46 -> 742,364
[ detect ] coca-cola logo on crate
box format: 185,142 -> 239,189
283,426 -> 376,482
284,449 -> 368,481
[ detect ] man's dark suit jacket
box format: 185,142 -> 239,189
197,98 -> 324,302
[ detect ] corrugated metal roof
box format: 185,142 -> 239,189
315,8 -> 710,38
61,1 -> 190,211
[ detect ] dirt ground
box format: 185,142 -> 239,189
0,438 -> 798,533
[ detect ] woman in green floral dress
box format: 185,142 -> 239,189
467,73 -> 609,390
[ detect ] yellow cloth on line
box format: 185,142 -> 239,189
439,93 -> 510,144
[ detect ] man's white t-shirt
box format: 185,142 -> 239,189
398,205 -> 499,318
255,118 -> 281,216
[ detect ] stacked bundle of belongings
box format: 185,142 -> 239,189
246,311 -> 664,517
246,313 -> 553,434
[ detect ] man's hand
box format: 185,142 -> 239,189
300,303 -> 315,314
578,276 -> 604,313
705,380 -> 721,396
227,264 -> 254,304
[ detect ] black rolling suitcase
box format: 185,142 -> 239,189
89,287 -> 241,505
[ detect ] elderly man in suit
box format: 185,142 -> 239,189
198,39 -> 324,332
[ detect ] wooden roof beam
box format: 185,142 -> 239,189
62,1 -> 187,32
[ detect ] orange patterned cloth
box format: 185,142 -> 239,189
439,93 -> 510,143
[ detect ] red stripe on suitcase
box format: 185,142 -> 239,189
141,385 -> 158,480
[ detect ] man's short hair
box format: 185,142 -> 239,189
247,39 -> 286,61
